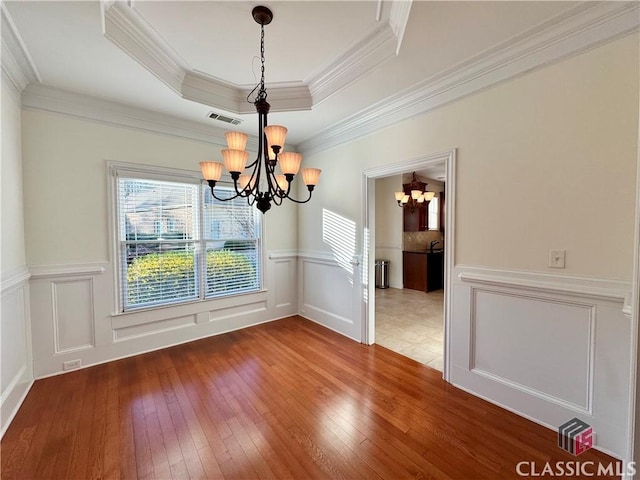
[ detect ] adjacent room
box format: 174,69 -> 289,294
374,169 -> 446,371
2,1 -> 639,478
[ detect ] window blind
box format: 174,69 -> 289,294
202,187 -> 261,296
116,175 -> 261,311
119,178 -> 200,309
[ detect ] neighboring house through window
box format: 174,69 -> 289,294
112,163 -> 262,312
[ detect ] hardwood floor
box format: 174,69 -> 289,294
1,316 -> 619,479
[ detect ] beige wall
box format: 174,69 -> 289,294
21,111 -> 298,267
1,79 -> 26,272
299,33 -> 639,281
1,76 -> 33,438
374,175 -> 403,288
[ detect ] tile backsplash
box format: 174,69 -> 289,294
403,231 -> 444,251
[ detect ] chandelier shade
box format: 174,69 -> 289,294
301,168 -> 321,186
225,131 -> 248,151
279,152 -> 302,176
221,149 -> 249,174
199,5 -> 320,214
263,125 -> 287,151
200,161 -> 223,182
395,172 -> 435,211
275,174 -> 288,191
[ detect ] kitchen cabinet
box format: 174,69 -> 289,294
403,205 -> 427,232
403,251 -> 427,291
403,251 -> 444,292
427,252 -> 444,291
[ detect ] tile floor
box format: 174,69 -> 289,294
374,287 -> 444,371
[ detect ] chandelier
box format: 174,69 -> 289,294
395,172 -> 435,210
199,6 -> 321,214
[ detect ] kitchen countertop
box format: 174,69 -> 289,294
404,250 -> 444,254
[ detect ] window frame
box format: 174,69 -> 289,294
428,195 -> 439,231
108,161 -> 265,314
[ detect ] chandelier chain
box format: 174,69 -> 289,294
202,6 -> 320,214
258,24 -> 267,102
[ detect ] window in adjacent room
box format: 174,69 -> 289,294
115,168 -> 261,312
428,195 -> 439,231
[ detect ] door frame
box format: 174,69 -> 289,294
361,149 -> 457,381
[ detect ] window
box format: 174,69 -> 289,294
428,195 -> 439,231
115,169 -> 261,312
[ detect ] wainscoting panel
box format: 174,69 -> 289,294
471,288 -> 593,412
298,252 -> 362,341
451,265 -> 632,461
52,278 -> 95,353
114,314 -> 197,342
0,267 -> 33,438
29,252 -> 298,378
274,259 -> 294,308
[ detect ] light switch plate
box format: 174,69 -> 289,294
549,250 -> 566,268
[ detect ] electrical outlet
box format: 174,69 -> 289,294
63,359 -> 82,371
549,250 -> 566,269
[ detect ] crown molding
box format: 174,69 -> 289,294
294,0 -> 414,107
307,24 -> 397,106
181,72 -> 243,115
102,2 -> 407,114
298,1 -> 640,157
103,2 -> 185,94
102,2 -> 313,114
389,0 -> 413,55
21,84 -> 261,150
182,71 -> 312,115
1,4 -> 40,93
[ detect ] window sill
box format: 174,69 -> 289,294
111,288 -> 268,320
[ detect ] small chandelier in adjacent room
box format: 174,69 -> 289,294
199,6 -> 320,214
395,172 -> 435,210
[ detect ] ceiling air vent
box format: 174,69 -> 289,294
208,112 -> 242,125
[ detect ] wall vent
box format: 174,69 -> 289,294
208,112 -> 242,125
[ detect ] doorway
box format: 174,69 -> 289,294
375,288 -> 445,369
361,150 -> 456,381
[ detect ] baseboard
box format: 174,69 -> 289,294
34,313 -> 293,380
0,377 -> 34,439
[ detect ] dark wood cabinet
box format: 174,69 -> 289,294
403,252 -> 427,291
427,252 -> 444,291
403,251 -> 444,292
403,205 -> 427,232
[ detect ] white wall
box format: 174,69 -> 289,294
21,111 -> 299,378
296,33 -> 639,461
0,75 -> 33,437
374,175 -> 403,289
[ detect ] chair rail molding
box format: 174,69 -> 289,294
1,265 -> 31,293
457,265 -> 631,306
451,264 -> 633,461
29,262 -> 108,279
28,251 -> 298,379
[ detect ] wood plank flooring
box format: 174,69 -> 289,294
1,316 -> 620,479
